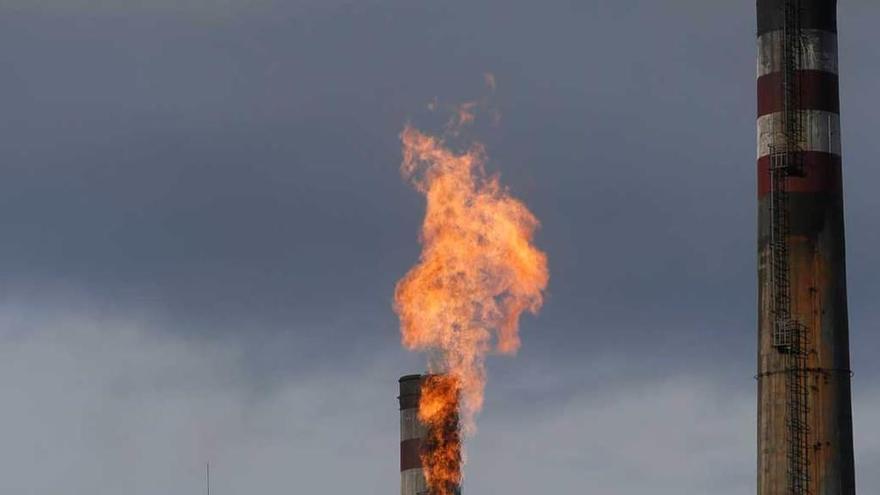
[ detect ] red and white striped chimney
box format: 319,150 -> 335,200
756,1 -> 855,494
399,374 -> 428,495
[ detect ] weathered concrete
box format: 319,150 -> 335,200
399,374 -> 429,495
756,2 -> 855,494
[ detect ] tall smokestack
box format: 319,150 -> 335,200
398,374 -> 462,495
756,1 -> 855,495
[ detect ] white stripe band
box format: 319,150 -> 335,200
757,110 -> 841,158
401,468 -> 427,495
400,408 -> 425,442
757,29 -> 838,78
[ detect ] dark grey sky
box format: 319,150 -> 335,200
0,1 -> 878,493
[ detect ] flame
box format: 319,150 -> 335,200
418,375 -> 462,495
394,100 -> 549,493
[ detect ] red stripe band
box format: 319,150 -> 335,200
757,193 -> 845,240
401,438 -> 422,471
757,152 -> 841,197
757,70 -> 839,117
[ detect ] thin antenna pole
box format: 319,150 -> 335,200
206,462 -> 210,495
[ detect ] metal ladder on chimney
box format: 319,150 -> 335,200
769,1 -> 811,495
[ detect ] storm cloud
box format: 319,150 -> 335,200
1,1 -> 879,493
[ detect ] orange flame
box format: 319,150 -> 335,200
418,375 -> 462,495
394,101 -> 549,493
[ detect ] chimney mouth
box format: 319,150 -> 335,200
398,373 -> 424,410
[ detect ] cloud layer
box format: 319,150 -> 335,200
2,299 -> 878,494
0,1 -> 878,493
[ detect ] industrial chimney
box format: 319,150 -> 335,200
400,374 -> 429,495
399,374 -> 462,495
756,1 -> 855,494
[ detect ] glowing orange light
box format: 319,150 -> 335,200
394,98 -> 548,493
